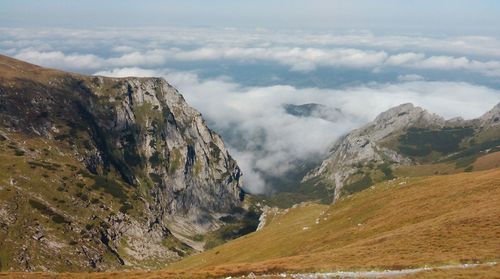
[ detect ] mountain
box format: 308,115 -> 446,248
283,103 -> 345,122
0,55 -> 253,271
303,103 -> 500,200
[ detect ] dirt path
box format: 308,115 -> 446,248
234,262 -> 498,278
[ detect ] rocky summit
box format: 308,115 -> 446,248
0,55 -> 245,271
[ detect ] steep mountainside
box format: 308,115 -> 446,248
0,55 -> 247,271
303,103 -> 500,200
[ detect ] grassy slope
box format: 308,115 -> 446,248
5,167 -> 498,278
0,129 -> 155,271
165,168 -> 500,276
336,124 -> 500,199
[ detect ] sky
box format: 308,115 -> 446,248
1,1 -> 500,193
1,0 -> 500,34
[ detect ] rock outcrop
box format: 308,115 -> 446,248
303,103 -> 500,200
479,102 -> 500,127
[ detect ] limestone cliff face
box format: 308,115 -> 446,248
0,54 -> 244,271
85,77 -> 243,231
479,102 -> 500,127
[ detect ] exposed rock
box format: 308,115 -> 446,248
303,103 -> 499,201
479,102 -> 500,127
303,104 -> 440,199
284,103 -> 346,122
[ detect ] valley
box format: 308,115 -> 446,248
2,167 -> 499,278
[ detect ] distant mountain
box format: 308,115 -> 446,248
283,103 -> 345,122
303,103 -> 500,200
0,55 -> 256,271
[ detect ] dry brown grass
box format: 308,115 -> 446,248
2,168 -> 499,278
402,263 -> 500,278
474,151 -> 500,171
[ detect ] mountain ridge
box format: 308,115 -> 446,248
303,102 -> 500,200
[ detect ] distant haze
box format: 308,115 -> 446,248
1,0 -> 500,34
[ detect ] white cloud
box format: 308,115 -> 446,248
94,67 -> 160,77
107,49 -> 168,67
14,50 -> 102,70
111,45 -> 136,53
6,27 -> 500,78
386,52 -> 425,66
13,49 -> 169,70
164,47 -> 388,72
5,28 -> 500,58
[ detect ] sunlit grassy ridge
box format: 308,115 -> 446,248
165,168 -> 500,276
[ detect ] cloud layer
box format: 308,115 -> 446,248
12,46 -> 500,78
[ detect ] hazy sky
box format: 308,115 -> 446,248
1,0 -> 500,34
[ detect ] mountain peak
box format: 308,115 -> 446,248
374,103 -> 420,122
479,102 -> 500,126
363,103 -> 445,142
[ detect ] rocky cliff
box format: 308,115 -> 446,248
303,103 -> 500,200
0,55 -> 244,271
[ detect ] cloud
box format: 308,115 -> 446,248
398,74 -> 424,82
5,28 -> 500,58
386,52 -> 425,66
13,49 -> 169,71
107,49 -> 168,67
111,45 -> 136,53
167,47 -> 388,72
94,67 -> 160,77
14,46 -> 500,78
14,50 -> 103,70
6,28 -> 500,78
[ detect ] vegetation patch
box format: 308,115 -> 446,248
28,161 -> 61,171
168,148 -> 182,174
210,142 -> 221,160
119,203 -> 133,214
398,127 -> 474,157
81,172 -> 129,202
29,199 -> 69,224
149,151 -> 163,167
455,156 -> 477,169
378,163 -> 395,180
203,209 -> 260,250
343,175 -> 373,195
